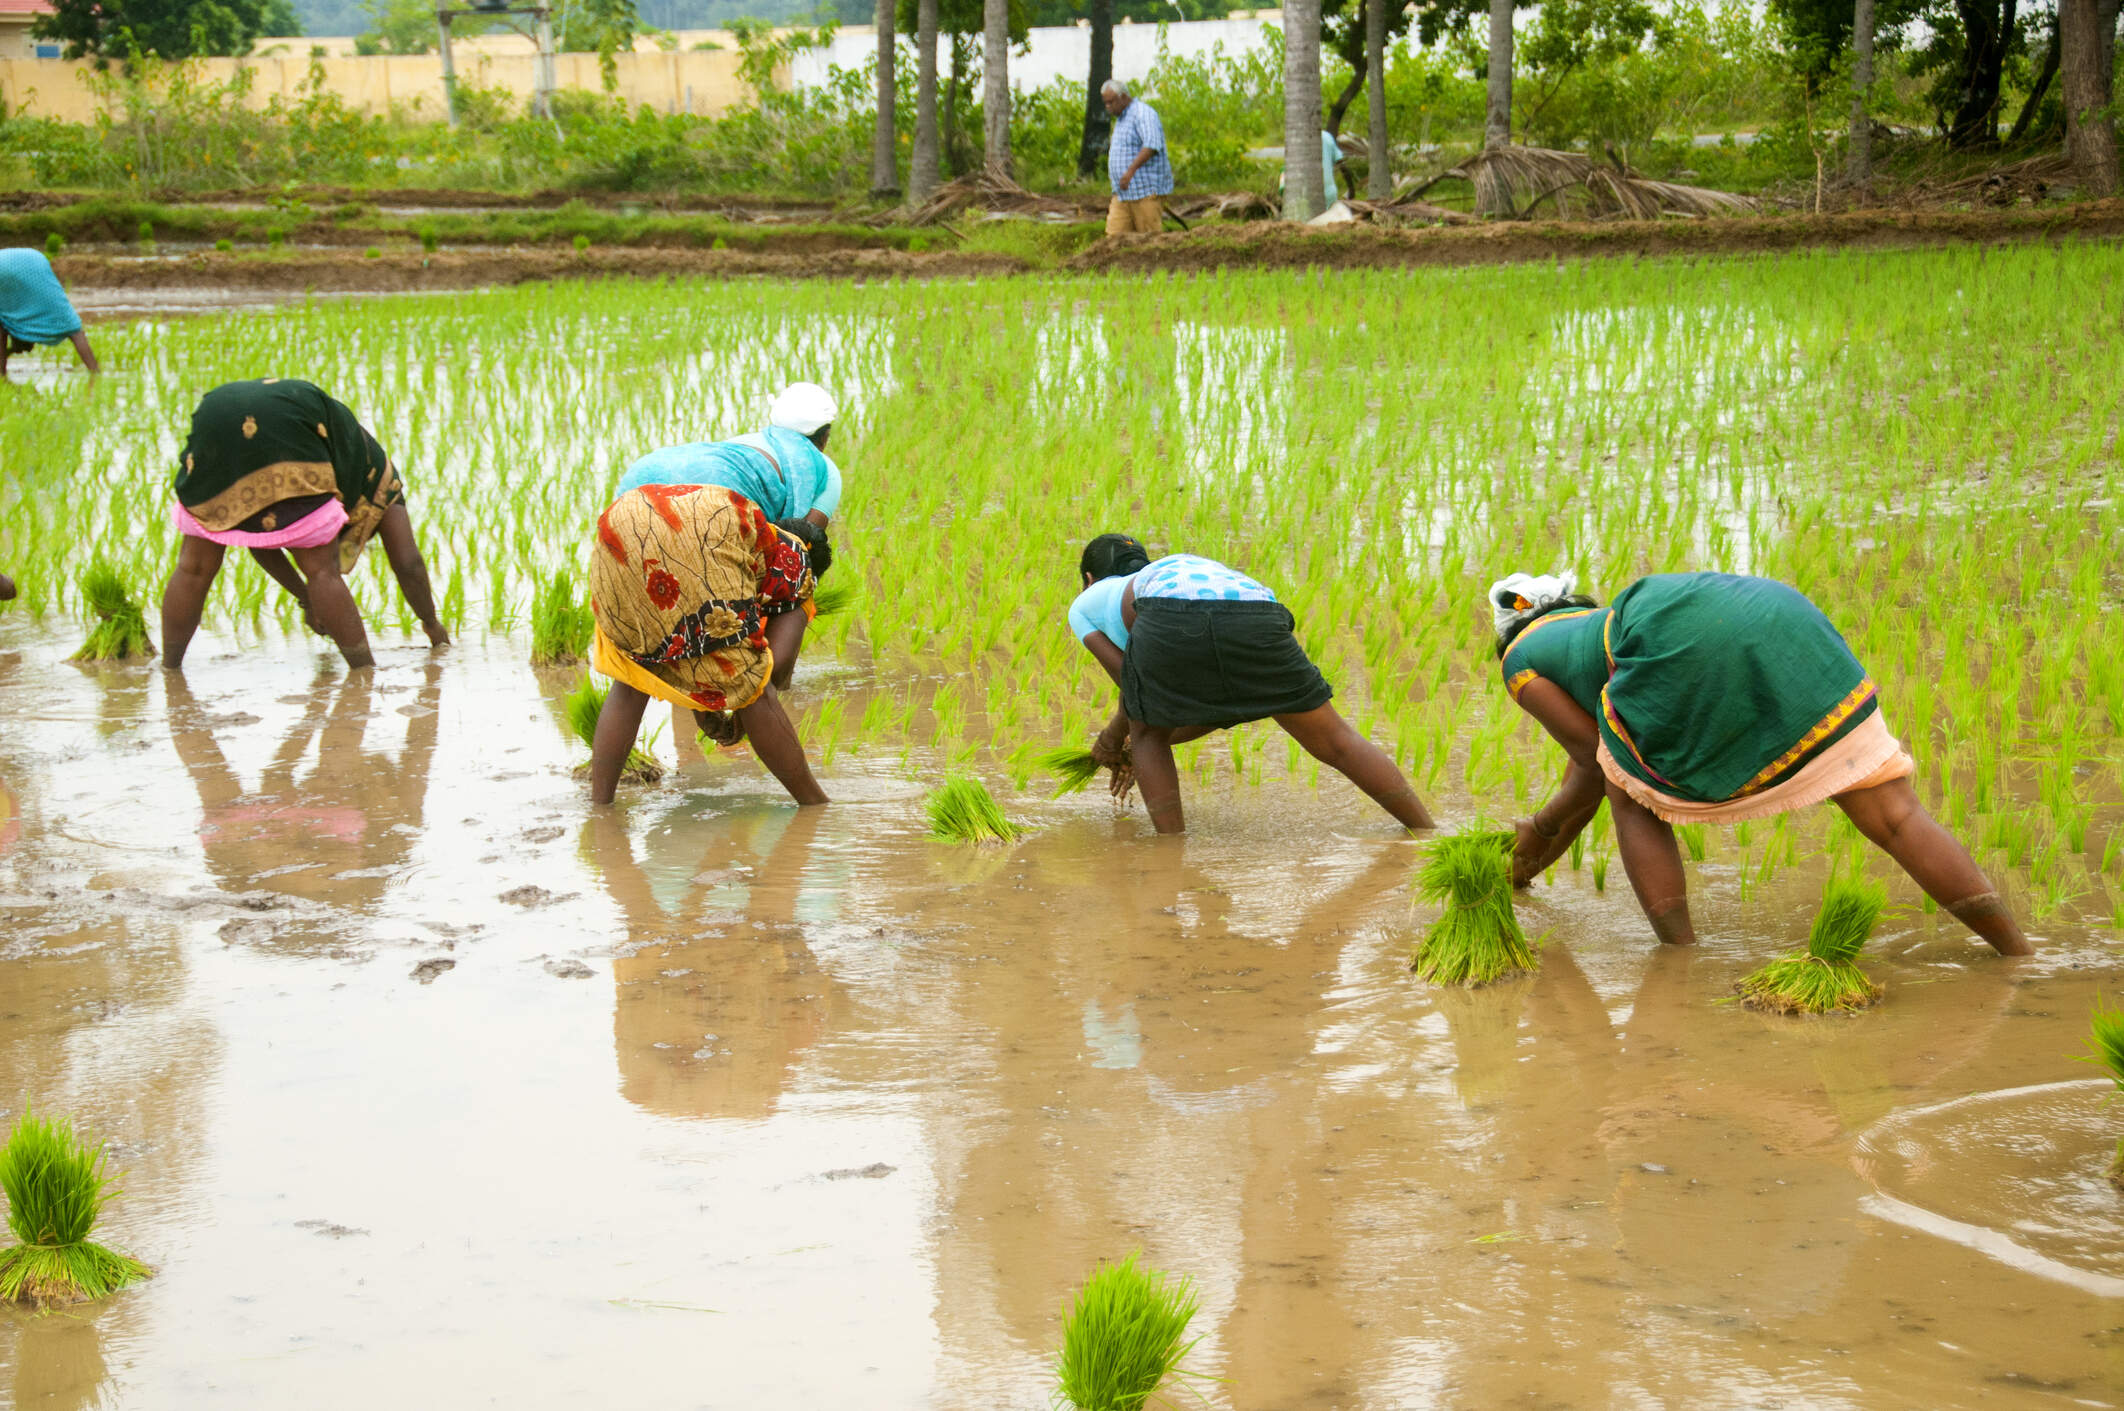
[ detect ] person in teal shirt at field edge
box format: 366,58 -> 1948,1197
0,249 -> 100,377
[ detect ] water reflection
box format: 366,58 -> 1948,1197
2,1311 -> 110,1411
165,665 -> 441,936
584,805 -> 847,1121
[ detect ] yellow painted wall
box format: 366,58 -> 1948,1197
0,45 -> 762,124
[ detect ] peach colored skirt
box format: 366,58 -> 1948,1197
1597,710 -> 1914,824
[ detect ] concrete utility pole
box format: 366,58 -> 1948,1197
438,7 -> 459,125
438,0 -> 556,126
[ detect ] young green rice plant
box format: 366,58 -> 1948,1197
1411,830 -> 1538,987
1053,1251 -> 1206,1411
70,563 -> 154,662
925,776 -> 1023,845
529,572 -> 593,666
2079,996 -> 2124,1190
563,675 -> 663,785
0,1107 -> 151,1307
1735,874 -> 1887,1016
1676,823 -> 1708,862
1037,744 -> 1103,797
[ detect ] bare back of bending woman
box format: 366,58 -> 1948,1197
1070,534 -> 1433,836
1493,569 -> 2030,956
584,483 -> 827,808
160,379 -> 449,672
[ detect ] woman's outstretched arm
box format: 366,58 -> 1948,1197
377,504 -> 450,647
1508,675 -> 1607,884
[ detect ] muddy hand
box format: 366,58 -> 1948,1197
698,710 -> 744,747
425,622 -> 452,648
1511,818 -> 1548,888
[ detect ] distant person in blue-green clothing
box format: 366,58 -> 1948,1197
0,249 -> 99,376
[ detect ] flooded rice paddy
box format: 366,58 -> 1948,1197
3,243 -> 2123,1405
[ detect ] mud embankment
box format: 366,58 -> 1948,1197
40,197 -> 2124,294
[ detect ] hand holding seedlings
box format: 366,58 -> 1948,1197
1491,570 -> 2031,959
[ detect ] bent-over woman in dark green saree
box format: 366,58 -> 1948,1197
160,379 -> 450,670
1495,570 -> 2029,957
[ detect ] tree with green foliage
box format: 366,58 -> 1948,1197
895,0 -> 1025,177
34,0 -> 301,59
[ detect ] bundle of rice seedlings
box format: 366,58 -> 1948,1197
926,776 -> 1023,845
1410,830 -> 1538,987
1736,875 -> 1886,1015
1053,1251 -> 1205,1411
563,675 -> 663,785
70,563 -> 154,662
529,572 -> 593,666
0,1107 -> 151,1307
2078,997 -> 2124,1190
1037,744 -> 1103,797
810,579 -> 859,618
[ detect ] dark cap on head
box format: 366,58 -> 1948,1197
1079,533 -> 1151,582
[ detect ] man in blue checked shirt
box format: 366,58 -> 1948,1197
1100,79 -> 1174,235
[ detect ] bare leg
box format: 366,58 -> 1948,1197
1834,777 -> 2032,955
590,680 -> 651,806
1127,720 -> 1186,834
1273,701 -> 1434,830
733,683 -> 828,805
287,541 -> 374,669
766,609 -> 806,691
376,504 -> 449,646
1608,781 -> 1696,945
160,536 -> 227,670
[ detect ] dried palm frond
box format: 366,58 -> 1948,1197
1413,146 -> 1755,222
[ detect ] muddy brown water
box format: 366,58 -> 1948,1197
0,621 -> 2119,1408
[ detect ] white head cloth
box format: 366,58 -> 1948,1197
768,381 -> 837,436
1488,570 -> 1579,637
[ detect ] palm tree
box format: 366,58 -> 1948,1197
910,0 -> 941,200
2061,0 -> 2120,195
1846,0 -> 1876,186
872,0 -> 899,199
1479,0 -> 1513,214
983,0 -> 1011,178
1282,0 -> 1323,219
1365,0 -> 1390,198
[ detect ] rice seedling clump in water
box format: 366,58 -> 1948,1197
2078,996 -> 2124,1190
0,1108 -> 151,1307
1736,875 -> 1887,1015
1411,830 -> 1537,987
926,776 -> 1023,844
1054,1251 -> 1205,1411
563,675 -> 664,785
1037,744 -> 1102,797
529,573 -> 593,666
70,563 -> 154,662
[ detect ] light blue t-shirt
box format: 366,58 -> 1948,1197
1067,554 -> 1278,650
1067,573 -> 1134,650
616,426 -> 843,522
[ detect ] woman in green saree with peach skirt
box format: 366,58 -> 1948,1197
1495,570 -> 2030,957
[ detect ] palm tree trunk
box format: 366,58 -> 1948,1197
1366,0 -> 1390,198
1078,0 -> 1114,178
1282,0 -> 1324,219
982,0 -> 1011,179
946,34 -> 964,175
911,0 -> 940,200
871,0 -> 899,199
1847,0 -> 1876,184
2062,0 -> 2121,194
1483,0 -> 1512,151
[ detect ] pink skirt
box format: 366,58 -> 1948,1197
172,496 -> 347,550
1597,709 -> 1915,824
